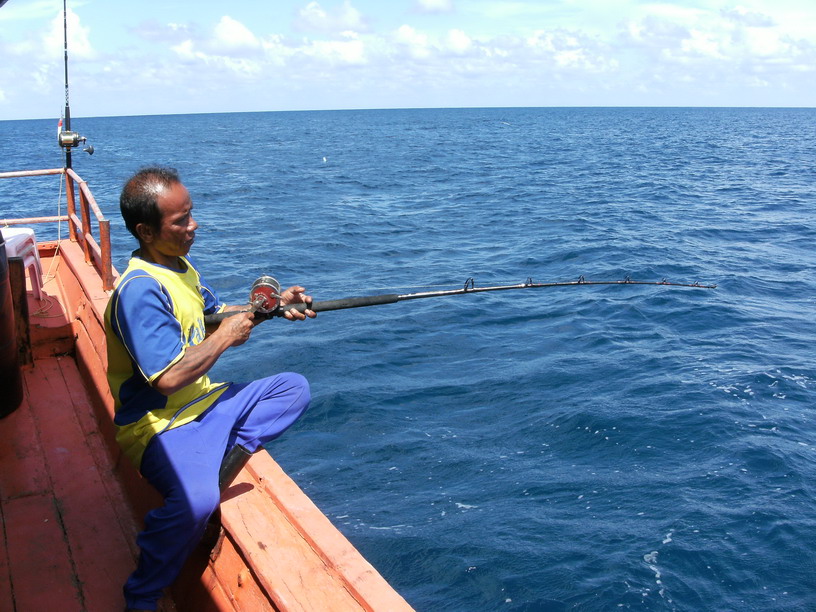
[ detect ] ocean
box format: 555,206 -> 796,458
2,107 -> 815,611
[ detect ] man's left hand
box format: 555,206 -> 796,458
279,286 -> 316,321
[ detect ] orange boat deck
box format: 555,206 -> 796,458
0,355 -> 142,611
0,238 -> 414,611
0,242 -> 159,611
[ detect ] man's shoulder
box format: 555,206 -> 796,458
110,266 -> 170,311
106,268 -> 170,331
115,265 -> 164,292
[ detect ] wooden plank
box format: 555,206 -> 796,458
0,503 -> 13,611
3,493 -> 83,610
220,469 -> 365,612
25,358 -> 135,611
248,454 -> 414,612
210,535 -> 277,611
174,533 -> 274,612
59,352 -> 140,559
0,396 -> 49,501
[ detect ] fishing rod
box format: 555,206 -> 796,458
56,0 -> 93,167
203,275 -> 716,325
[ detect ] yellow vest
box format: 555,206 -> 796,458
105,255 -> 228,468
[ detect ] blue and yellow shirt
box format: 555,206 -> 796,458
105,254 -> 229,468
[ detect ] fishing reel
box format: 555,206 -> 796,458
58,129 -> 93,154
248,276 -> 282,315
57,114 -> 94,156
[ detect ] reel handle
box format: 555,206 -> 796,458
202,275 -> 281,325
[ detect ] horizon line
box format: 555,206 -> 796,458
3,104 -> 815,123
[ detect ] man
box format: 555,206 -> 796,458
105,166 -> 315,611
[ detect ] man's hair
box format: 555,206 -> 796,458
120,166 -> 181,240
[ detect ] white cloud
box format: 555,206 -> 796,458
679,29 -> 727,60
637,4 -> 707,24
415,0 -> 454,14
132,19 -> 196,43
213,16 -> 260,51
446,29 -> 473,55
260,34 -> 294,67
615,4 -> 815,99
169,17 -> 264,75
721,6 -> 775,28
394,24 -> 434,59
302,31 -> 367,65
295,1 -> 368,34
169,16 -> 263,70
43,8 -> 95,60
526,30 -> 617,73
743,28 -> 789,58
297,2 -> 329,30
621,4 -> 814,71
171,39 -> 199,61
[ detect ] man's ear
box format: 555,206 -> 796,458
135,222 -> 155,244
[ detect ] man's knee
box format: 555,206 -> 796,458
265,372 -> 310,412
286,372 -> 310,409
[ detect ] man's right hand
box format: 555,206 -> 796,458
217,311 -> 255,347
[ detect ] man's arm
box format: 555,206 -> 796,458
161,282 -> 316,394
204,303 -> 255,335
157,285 -> 315,395
155,311 -> 255,395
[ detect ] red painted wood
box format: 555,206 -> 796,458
0,504 -> 13,612
4,493 -> 83,611
0,397 -> 49,500
25,359 -> 135,611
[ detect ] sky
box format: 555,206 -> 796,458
0,0 -> 813,120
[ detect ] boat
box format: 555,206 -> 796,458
0,152 -> 414,610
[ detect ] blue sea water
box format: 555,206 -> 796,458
2,107 -> 816,611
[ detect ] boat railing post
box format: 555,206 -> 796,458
77,179 -> 93,263
99,219 -> 113,291
64,169 -> 78,243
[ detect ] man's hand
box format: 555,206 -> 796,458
279,285 -> 317,321
217,310 -> 255,346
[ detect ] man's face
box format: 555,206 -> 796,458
151,181 -> 198,257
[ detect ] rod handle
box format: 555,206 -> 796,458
272,294 -> 400,317
204,310 -> 239,325
203,293 -> 401,325
203,301 -> 258,325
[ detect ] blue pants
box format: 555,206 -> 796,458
123,373 -> 310,610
